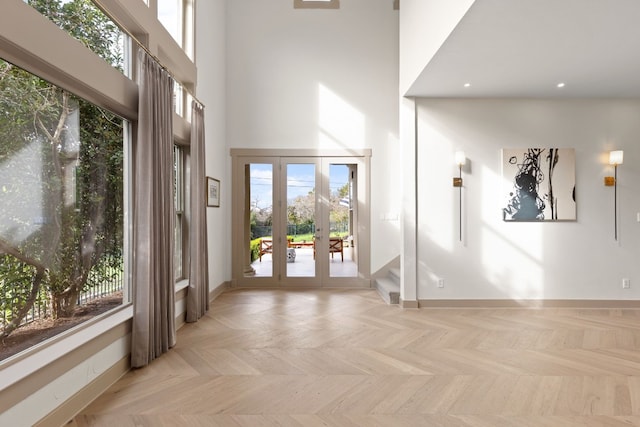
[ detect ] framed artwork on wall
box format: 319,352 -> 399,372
502,148 -> 576,221
207,176 -> 220,208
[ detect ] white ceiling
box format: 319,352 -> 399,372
406,0 -> 640,98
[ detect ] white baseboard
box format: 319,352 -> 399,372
210,281 -> 230,302
417,299 -> 640,308
34,356 -> 130,427
400,299 -> 419,308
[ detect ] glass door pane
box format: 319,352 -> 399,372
328,163 -> 358,278
285,162 -> 318,278
246,163 -> 274,278
232,152 -> 369,287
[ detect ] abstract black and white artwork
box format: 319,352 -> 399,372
502,148 -> 576,221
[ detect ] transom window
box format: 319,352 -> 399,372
156,0 -> 194,59
158,0 -> 183,47
24,0 -> 128,75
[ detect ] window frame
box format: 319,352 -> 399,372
0,58 -> 131,361
174,144 -> 186,281
0,1 -> 138,367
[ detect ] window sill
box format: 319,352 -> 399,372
1,282 -> 190,391
0,303 -> 133,392
176,278 -> 189,292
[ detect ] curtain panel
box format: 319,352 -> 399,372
131,50 -> 176,368
187,101 -> 209,322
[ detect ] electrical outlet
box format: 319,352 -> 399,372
437,279 -> 445,288
623,278 -> 631,289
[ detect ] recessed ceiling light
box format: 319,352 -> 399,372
463,83 -> 471,88
557,82 -> 566,88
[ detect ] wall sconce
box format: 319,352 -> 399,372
453,151 -> 466,186
453,151 -> 465,241
605,150 -> 623,240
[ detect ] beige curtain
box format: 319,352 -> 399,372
131,50 -> 176,368
186,101 -> 209,322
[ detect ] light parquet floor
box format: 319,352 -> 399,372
73,289 -> 640,426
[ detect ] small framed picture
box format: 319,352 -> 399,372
207,177 -> 220,207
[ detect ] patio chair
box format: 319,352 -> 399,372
259,238 -> 272,261
328,237 -> 344,262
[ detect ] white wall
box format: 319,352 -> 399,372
398,0 -> 475,302
416,98 -> 640,300
195,0 -> 230,286
226,0 -> 400,273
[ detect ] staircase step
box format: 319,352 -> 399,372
375,277 -> 400,305
388,268 -> 401,285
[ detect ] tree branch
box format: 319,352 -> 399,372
0,238 -> 47,272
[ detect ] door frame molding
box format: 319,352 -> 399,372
231,148 -> 372,158
230,148 -> 371,288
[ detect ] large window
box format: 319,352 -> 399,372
0,59 -> 126,360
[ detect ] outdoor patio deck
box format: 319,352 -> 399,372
251,247 -> 358,278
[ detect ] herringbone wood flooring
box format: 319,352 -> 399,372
73,289 -> 640,426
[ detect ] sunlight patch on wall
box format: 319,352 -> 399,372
379,131 -> 401,232
480,164 -> 503,221
417,120 -> 454,254
481,165 -> 544,261
480,165 -> 544,299
480,225 -> 544,299
318,83 -> 365,149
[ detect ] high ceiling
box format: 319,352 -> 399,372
406,0 -> 640,98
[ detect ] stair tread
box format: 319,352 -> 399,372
375,276 -> 400,305
376,277 -> 400,293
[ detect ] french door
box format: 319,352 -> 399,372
231,150 -> 370,288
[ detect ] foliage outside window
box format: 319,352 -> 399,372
252,181 -> 349,240
286,183 -> 349,228
1,0 -> 125,359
